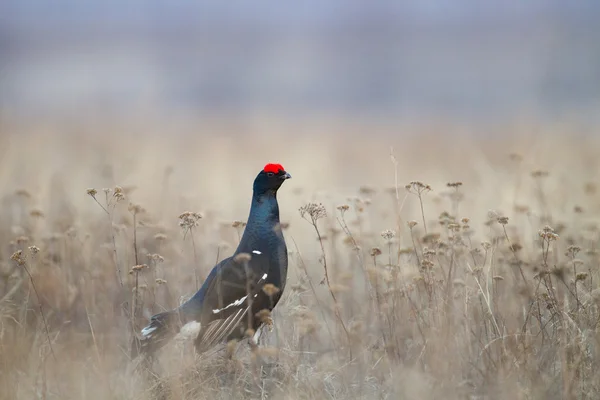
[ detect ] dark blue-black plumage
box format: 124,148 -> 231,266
134,164 -> 291,357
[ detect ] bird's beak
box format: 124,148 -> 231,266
282,171 -> 292,180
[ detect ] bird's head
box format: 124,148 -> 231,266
253,163 -> 291,195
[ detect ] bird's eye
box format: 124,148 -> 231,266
267,172 -> 274,177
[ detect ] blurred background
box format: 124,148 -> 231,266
1,0 -> 599,124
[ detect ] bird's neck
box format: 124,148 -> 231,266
237,191 -> 280,250
248,191 -> 280,225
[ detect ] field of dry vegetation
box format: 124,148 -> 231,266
1,116 -> 600,399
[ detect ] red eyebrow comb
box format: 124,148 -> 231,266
263,163 -> 284,173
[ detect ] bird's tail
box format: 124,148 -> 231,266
131,309 -> 182,359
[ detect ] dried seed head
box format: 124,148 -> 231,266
179,211 -> 202,231
299,203 -> 327,221
11,250 -> 25,265
538,225 -> 559,241
232,220 -> 246,228
509,243 -> 523,252
155,278 -> 167,285
446,182 -> 463,188
423,247 -> 436,257
128,203 -> 145,214
226,339 -> 238,358
30,209 -> 45,218
337,204 -> 350,213
15,189 -> 31,198
566,245 -> 581,257
370,247 -> 382,257
28,245 -> 40,254
234,253 -> 252,263
154,233 -> 167,241
255,309 -> 272,323
497,216 -> 509,225
86,188 -> 98,197
130,264 -> 148,273
262,283 -> 280,297
381,229 -> 396,240
147,253 -> 165,263
407,221 -> 418,229
576,272 -> 588,282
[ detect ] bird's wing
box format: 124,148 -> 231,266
195,260 -> 269,352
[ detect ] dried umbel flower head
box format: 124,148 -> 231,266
370,247 -> 382,257
423,247 -> 436,257
405,181 -> 432,194
576,272 -> 588,282
381,229 -> 396,240
232,220 -> 246,228
566,245 -> 581,257
407,220 -> 418,229
147,253 -> 165,263
446,182 -> 463,189
28,245 -> 40,254
299,203 -> 327,223
130,264 -> 148,274
234,253 -> 252,264
128,203 -> 145,215
179,211 -> 202,231
86,188 -> 98,197
155,278 -> 167,285
112,186 -> 126,202
11,250 -> 25,266
497,216 -> 509,225
337,204 -> 350,214
538,225 -> 559,241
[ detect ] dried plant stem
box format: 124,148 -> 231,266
311,221 -> 353,359
19,262 -> 57,363
91,194 -> 123,287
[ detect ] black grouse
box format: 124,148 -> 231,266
133,163 -> 291,357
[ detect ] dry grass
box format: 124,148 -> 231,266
1,116 -> 600,399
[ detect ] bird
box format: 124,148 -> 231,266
132,163 -> 291,358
